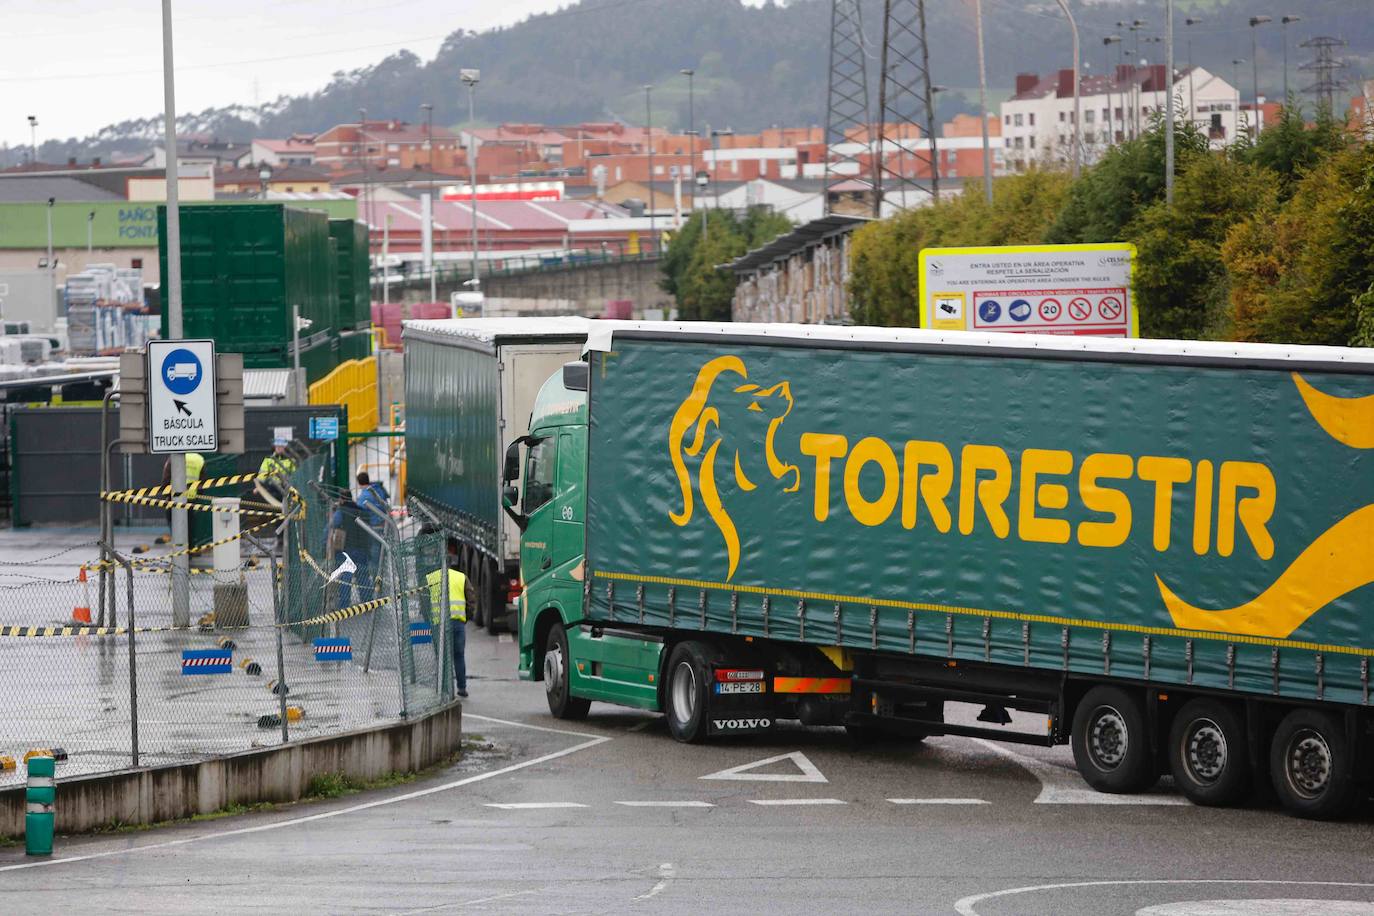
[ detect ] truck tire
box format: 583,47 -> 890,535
1269,707 -> 1356,820
460,547 -> 483,629
1071,686 -> 1156,793
543,623 -> 590,720
664,642 -> 711,744
1168,698 -> 1250,807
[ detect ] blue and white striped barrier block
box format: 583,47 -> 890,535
409,621 -> 433,645
313,638 -> 353,662
181,648 -> 232,675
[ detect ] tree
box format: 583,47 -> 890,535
1046,116 -> 1209,245
1240,102 -> 1347,200
663,207 -> 792,320
1224,144 -> 1374,345
1129,155 -> 1275,340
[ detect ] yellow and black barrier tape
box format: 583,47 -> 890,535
99,491 -> 281,517
294,585 -> 428,627
86,519 -> 277,574
113,472 -> 263,500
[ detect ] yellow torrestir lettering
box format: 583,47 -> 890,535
1137,456 -> 1192,551
1077,453 -> 1133,548
800,433 -> 848,522
843,437 -> 901,527
1217,460 -> 1276,559
958,445 -> 1012,538
1193,459 -> 1214,556
1019,449 -> 1073,544
901,440 -> 953,532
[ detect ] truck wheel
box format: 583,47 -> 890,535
665,642 -> 711,744
460,548 -> 483,629
483,563 -> 503,635
1269,708 -> 1356,820
1071,686 -> 1156,793
543,623 -> 590,720
1168,698 -> 1250,807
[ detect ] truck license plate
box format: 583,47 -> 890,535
715,681 -> 765,695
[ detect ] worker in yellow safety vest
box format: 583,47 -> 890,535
426,563 -> 476,698
254,437 -> 297,508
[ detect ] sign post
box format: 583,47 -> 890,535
919,244 -> 1137,337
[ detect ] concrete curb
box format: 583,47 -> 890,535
0,702 -> 462,838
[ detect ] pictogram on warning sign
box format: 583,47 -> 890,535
1098,296 -> 1123,321
1068,297 -> 1092,321
1038,298 -> 1062,322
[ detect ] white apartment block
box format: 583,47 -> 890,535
1000,65 -> 1246,171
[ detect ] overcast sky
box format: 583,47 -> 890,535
0,0 -> 570,149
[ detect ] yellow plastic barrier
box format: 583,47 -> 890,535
309,356 -> 378,433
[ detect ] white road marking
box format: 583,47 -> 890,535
1139,901 -> 1374,916
0,719 -> 610,873
614,800 -> 715,808
701,750 -> 828,783
390,889 -> 538,914
635,863 -> 676,901
887,797 -> 989,805
969,738 -> 1189,805
954,880 -> 1374,916
484,802 -> 589,810
747,798 -> 846,806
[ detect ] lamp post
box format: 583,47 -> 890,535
1232,58 -> 1247,140
710,126 -> 732,215
1165,0 -> 1175,205
1119,19 -> 1148,138
1185,17 -> 1202,130
421,102 -> 436,302
1281,15 -> 1301,104
258,164 -> 272,199
87,210 -> 94,255
45,197 -> 54,278
1249,15 -> 1272,122
681,69 -> 696,217
1055,0 -> 1081,180
974,0 -> 992,202
461,69 -> 480,292
1103,36 -> 1122,146
26,115 -> 37,165
358,107 -> 370,275
644,85 -> 656,252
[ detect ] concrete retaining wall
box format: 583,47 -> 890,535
0,701 -> 461,838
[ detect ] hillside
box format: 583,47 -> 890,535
5,0 -> 1370,168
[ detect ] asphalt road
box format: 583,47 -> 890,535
3,625 -> 1373,915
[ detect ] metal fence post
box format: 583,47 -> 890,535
106,544 -> 140,768
272,503 -> 290,743
356,519 -> 406,717
438,540 -> 451,701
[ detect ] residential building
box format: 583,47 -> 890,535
147,137 -> 253,170
1001,65 -> 1244,171
215,165 -> 332,196
250,135 -> 317,167
315,120 -> 463,173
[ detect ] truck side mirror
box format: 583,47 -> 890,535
502,484 -> 519,511
503,440 -> 522,483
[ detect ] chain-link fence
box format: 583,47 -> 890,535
0,446 -> 454,788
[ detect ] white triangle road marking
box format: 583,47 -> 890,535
699,750 -> 828,783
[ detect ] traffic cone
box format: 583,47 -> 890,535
72,567 -> 92,624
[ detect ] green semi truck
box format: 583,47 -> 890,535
503,322 -> 1374,819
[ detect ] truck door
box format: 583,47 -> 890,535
519,437 -> 558,587
551,432 -> 584,569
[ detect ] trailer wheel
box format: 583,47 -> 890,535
1168,698 -> 1250,807
543,623 -> 590,720
460,548 -> 483,629
665,642 -> 711,744
1071,686 -> 1155,793
1269,708 -> 1356,820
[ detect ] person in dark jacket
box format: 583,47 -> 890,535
327,495 -> 374,609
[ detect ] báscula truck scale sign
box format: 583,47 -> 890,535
499,323 -> 1374,819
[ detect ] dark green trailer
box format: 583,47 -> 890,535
158,203 -> 338,383
511,322 -> 1374,819
328,218 -> 371,333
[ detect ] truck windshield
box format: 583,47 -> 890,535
525,438 -> 556,512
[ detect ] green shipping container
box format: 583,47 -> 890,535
338,329 -> 373,363
581,327 -> 1374,709
329,218 -> 371,332
158,203 -> 338,364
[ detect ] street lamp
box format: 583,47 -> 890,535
680,69 -> 696,216
1165,0 -> 1175,205
26,115 -> 37,165
460,69 -> 481,291
421,102 -> 436,302
974,0 -> 992,203
1185,17 -> 1203,129
644,85 -> 656,252
258,164 -> 272,199
1281,15 -> 1301,104
1055,0 -> 1081,179
1232,58 -> 1247,140
1248,15 -> 1272,119
1103,36 -> 1122,146
87,210 -> 95,255
709,126 -> 733,215
1119,19 -> 1148,138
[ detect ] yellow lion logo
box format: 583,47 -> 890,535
668,356 -> 800,580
